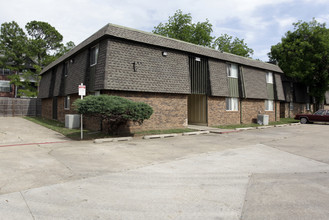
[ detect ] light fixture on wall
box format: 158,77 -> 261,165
195,57 -> 201,62
162,51 -> 168,57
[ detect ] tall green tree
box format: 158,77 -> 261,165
213,34 -> 254,57
153,10 -> 214,47
153,9 -> 254,57
0,21 -> 27,73
269,19 -> 329,107
0,20 -> 75,97
25,20 -> 63,67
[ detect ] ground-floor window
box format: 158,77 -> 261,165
289,102 -> 294,111
64,96 -> 70,110
226,97 -> 238,111
306,103 -> 310,111
265,100 -> 274,111
0,80 -> 11,92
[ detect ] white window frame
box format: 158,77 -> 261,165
266,72 -> 273,84
0,80 -> 11,92
64,95 -> 70,110
90,45 -> 99,66
306,103 -> 310,111
227,63 -> 238,78
265,100 -> 274,111
289,102 -> 294,111
226,97 -> 239,111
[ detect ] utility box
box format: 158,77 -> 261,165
65,114 -> 80,129
257,114 -> 269,125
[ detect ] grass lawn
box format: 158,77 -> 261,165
24,116 -> 196,140
215,118 -> 299,130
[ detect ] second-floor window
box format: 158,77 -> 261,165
90,45 -> 99,66
64,61 -> 69,77
266,72 -> 273,84
227,63 -> 238,78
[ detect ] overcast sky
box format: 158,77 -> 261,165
1,0 -> 329,61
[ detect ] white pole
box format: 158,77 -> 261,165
81,93 -> 83,140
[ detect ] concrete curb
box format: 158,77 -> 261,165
94,137 -> 132,144
209,130 -> 241,134
256,126 -> 274,129
182,131 -> 210,136
143,134 -> 178,140
235,127 -> 256,131
290,123 -> 301,126
274,124 -> 287,127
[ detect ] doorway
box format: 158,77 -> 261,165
188,94 -> 207,125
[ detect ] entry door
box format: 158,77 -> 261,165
188,94 -> 207,125
52,97 -> 58,120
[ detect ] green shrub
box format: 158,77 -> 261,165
73,95 -> 153,134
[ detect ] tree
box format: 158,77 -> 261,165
213,34 -> 254,57
25,20 -> 64,67
269,19 -> 329,107
0,20 -> 75,97
153,10 -> 254,57
153,10 -> 214,47
0,21 -> 27,73
73,95 -> 153,134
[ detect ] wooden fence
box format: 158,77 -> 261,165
0,97 -> 41,117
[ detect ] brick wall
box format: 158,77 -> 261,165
280,102 -> 314,118
241,99 -> 279,124
208,96 -> 240,126
41,98 -> 52,119
208,97 -> 280,126
41,91 -> 188,133
102,91 -> 188,132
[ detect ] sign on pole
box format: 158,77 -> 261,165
79,83 -> 86,140
79,84 -> 86,97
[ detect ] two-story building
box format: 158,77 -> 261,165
38,24 -> 285,132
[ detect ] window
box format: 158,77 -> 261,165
266,72 -> 273,84
64,61 -> 69,77
226,98 -> 239,111
227,63 -> 238,78
90,45 -> 99,66
0,80 -> 11,92
64,96 -> 70,110
265,100 -> 274,111
306,103 -> 310,111
289,102 -> 294,111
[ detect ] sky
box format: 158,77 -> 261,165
1,0 -> 329,61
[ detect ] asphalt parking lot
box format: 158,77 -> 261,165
0,117 -> 329,219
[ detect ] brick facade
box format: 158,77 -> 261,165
102,91 -> 188,132
208,96 -> 240,125
41,92 -> 188,133
208,97 -> 280,126
280,102 -> 314,118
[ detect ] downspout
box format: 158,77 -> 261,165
239,66 -> 246,124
